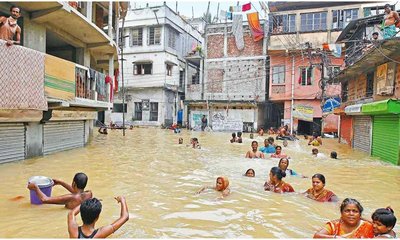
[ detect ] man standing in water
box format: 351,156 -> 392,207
246,141 -> 265,159
0,6 -> 22,46
382,4 -> 399,39
201,115 -> 208,131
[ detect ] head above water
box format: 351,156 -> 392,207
250,133 -> 254,139
80,198 -> 102,225
312,173 -> 326,184
278,158 -> 289,170
340,198 -> 363,214
178,137 -> 183,144
237,132 -> 242,137
245,168 -> 255,177
312,148 -> 319,155
372,207 -> 397,229
216,176 -> 229,191
270,166 -> 286,181
232,132 -> 236,138
330,151 -> 337,159
73,172 -> 88,190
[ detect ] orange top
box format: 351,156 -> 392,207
324,219 -> 374,238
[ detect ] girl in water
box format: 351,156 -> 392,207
196,176 -> 230,198
372,207 -> 397,238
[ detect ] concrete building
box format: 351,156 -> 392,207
185,19 -> 268,132
267,2 -> 387,135
334,6 -> 400,165
112,4 -> 203,127
0,2 -> 126,163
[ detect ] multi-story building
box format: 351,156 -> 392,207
334,4 -> 400,165
267,2 -> 387,135
0,2 -> 126,163
185,19 -> 268,132
112,4 -> 203,127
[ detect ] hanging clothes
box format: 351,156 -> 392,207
232,14 -> 244,51
247,12 -> 264,42
242,3 -> 251,11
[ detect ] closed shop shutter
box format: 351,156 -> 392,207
353,116 -> 372,153
43,121 -> 85,155
340,115 -> 352,146
0,123 -> 26,163
372,115 -> 400,165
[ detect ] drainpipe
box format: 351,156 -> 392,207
290,54 -> 295,135
108,1 -> 113,39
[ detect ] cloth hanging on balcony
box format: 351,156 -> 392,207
247,12 -> 264,42
232,14 -> 244,50
96,72 -> 106,101
44,54 -> 75,101
242,3 -> 251,11
114,69 -> 119,92
0,40 -> 47,110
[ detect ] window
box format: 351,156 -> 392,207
325,66 -> 341,79
150,102 -> 158,121
366,72 -> 374,97
134,102 -> 142,120
166,64 -> 173,76
134,63 -> 152,75
300,12 -> 327,32
130,28 -> 143,46
300,67 -> 313,85
168,27 -> 179,49
179,70 -> 185,87
192,71 -> 200,84
272,66 -> 285,84
113,103 -> 127,113
148,26 -> 161,45
363,5 -> 390,17
270,14 -> 296,33
332,9 -> 358,29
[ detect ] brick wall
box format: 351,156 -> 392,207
227,33 -> 263,57
207,34 -> 224,59
207,69 -> 223,93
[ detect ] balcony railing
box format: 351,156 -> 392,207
75,65 -> 108,102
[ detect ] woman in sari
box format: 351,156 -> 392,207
305,174 -> 338,202
264,167 -> 294,193
196,176 -> 230,199
314,198 -> 374,238
278,158 -> 307,178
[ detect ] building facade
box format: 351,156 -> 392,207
0,2 -> 125,163
267,2 -> 387,135
112,4 -> 203,127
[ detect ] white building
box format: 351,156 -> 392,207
112,4 -> 203,127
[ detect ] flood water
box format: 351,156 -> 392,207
0,128 -> 399,238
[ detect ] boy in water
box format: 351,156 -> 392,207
230,132 -> 237,143
67,196 -> 129,238
236,132 -> 243,143
312,148 -> 319,156
371,207 -> 397,238
27,172 -> 92,209
330,151 -> 337,159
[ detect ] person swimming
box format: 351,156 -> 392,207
178,138 -> 183,144
245,141 -> 265,159
196,176 -> 230,199
312,148 -> 319,156
230,132 -> 237,143
236,132 -> 243,143
330,151 -> 337,159
244,168 -> 255,177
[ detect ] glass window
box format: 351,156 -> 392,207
272,66 -> 285,84
166,64 -> 173,76
270,14 -> 296,33
131,28 -> 143,46
134,102 -> 142,120
113,103 -> 127,113
300,67 -> 313,85
179,70 -> 185,87
366,72 -> 374,97
150,102 -> 158,121
192,71 -> 199,84
300,12 -> 327,32
134,63 -> 152,75
168,27 -> 179,49
332,9 -> 358,30
149,26 -> 161,45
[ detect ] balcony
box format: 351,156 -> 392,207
0,43 -> 111,112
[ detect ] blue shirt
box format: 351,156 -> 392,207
259,145 -> 276,153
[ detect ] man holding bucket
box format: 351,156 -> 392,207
27,172 -> 92,209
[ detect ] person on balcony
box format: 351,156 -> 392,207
382,4 -> 399,39
0,6 -> 21,46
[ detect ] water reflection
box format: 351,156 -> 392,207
0,128 -> 399,238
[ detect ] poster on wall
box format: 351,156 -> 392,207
293,105 -> 314,122
376,63 -> 395,95
190,111 -> 206,130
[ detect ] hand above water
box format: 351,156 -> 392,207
115,196 -> 125,203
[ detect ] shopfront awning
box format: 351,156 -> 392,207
333,107 -> 345,115
362,99 -> 400,115
344,103 -> 363,115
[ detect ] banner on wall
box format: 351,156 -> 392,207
293,105 -> 314,122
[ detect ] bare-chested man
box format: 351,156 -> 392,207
382,4 -> 399,39
245,141 -> 265,159
0,6 -> 21,46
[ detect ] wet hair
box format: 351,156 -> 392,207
340,198 -> 363,214
372,32 -> 379,36
237,132 -> 242,137
232,132 -> 236,137
10,5 -> 20,12
312,173 -> 326,184
330,151 -> 337,159
245,168 -> 255,176
80,198 -> 102,225
312,148 -> 318,153
276,145 -> 282,150
372,208 -> 397,228
278,157 -> 289,167
270,166 -> 286,180
73,172 -> 88,189
251,140 -> 258,145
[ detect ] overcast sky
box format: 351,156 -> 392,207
131,1 -> 266,19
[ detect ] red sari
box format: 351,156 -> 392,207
324,219 -> 374,238
264,181 -> 294,193
305,187 -> 338,202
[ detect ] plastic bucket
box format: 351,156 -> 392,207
28,176 -> 54,205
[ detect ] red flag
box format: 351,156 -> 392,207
242,3 -> 251,11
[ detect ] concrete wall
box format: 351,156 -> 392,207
22,17 -> 46,52
25,122 -> 43,158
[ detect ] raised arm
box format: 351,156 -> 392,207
67,205 -> 80,238
27,183 -> 74,205
53,178 -> 74,193
96,196 -> 129,238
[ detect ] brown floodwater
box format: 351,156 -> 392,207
0,128 -> 399,238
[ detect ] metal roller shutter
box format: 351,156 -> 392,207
353,116 -> 372,153
372,115 -> 400,165
43,121 -> 84,155
0,123 -> 26,163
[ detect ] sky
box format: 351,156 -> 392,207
131,1 -> 267,19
